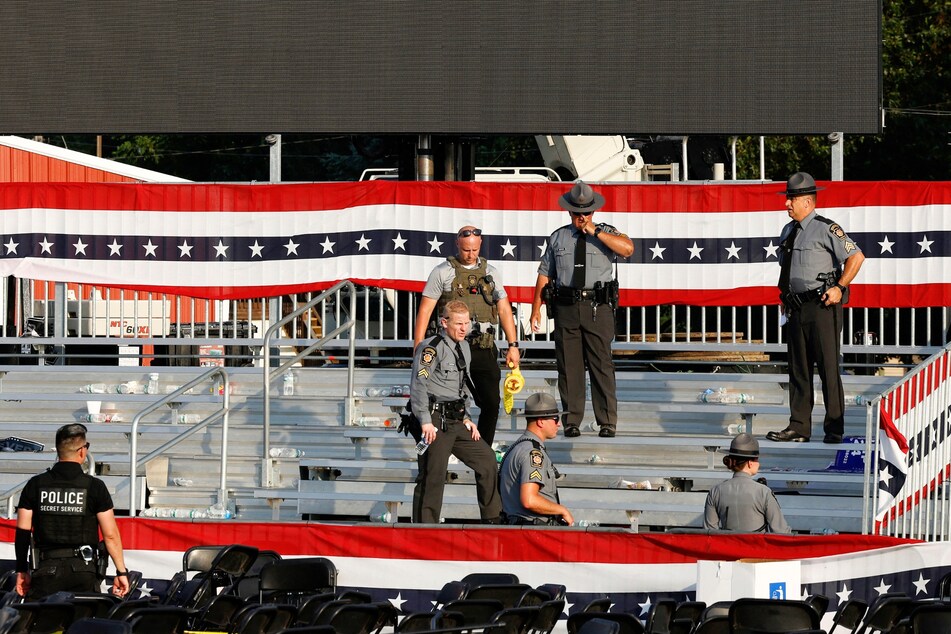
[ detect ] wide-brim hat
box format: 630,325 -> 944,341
718,433 -> 760,459
777,172 -> 824,196
559,181 -> 605,213
520,392 -> 567,419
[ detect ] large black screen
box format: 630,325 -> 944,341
0,1 -> 881,134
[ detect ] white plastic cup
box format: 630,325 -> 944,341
86,401 -> 102,415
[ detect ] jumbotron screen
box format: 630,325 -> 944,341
0,1 -> 881,135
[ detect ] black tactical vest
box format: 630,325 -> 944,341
437,256 -> 499,324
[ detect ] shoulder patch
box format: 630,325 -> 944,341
829,223 -> 847,241
529,449 -> 544,467
844,241 -> 856,253
529,469 -> 542,481
420,346 -> 437,367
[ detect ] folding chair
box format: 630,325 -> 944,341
829,599 -> 867,634
259,557 -> 337,605
728,598 -> 819,634
567,612 -> 646,634
645,598 -> 676,634
65,617 -> 133,634
465,584 -> 534,609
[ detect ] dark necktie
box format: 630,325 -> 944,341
778,222 -> 801,292
571,231 -> 586,289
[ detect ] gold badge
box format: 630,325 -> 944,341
830,224 -> 846,240
421,346 -> 437,367
529,469 -> 542,481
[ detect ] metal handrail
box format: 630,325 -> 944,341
129,366 -> 230,515
261,280 -> 356,487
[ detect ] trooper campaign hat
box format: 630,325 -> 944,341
559,181 -> 605,213
718,433 -> 760,460
520,393 -> 567,419
777,172 -> 824,196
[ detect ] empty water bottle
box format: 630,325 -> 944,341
364,387 -> 382,397
172,478 -> 193,487
356,416 -> 383,427
177,414 -> 201,424
80,413 -> 122,423
392,385 -> 403,397
370,510 -> 393,523
415,438 -> 431,455
80,383 -> 108,394
207,502 -> 232,519
147,373 -> 160,395
114,381 -> 139,394
282,373 -> 295,396
269,447 -> 304,458
726,423 -> 747,435
846,394 -> 868,406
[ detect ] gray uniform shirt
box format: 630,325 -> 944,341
410,332 -> 472,425
538,224 -> 621,288
780,211 -> 861,293
703,472 -> 792,533
499,432 -> 559,520
422,257 -> 508,331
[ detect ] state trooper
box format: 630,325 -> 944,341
499,393 -> 574,526
530,181 -> 634,438
767,172 -> 865,444
703,433 -> 791,533
410,300 -> 502,524
414,225 -> 521,446
15,423 -> 130,599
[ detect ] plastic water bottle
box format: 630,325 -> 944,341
699,388 -> 723,403
726,423 -> 747,435
80,413 -> 122,423
177,414 -> 201,424
80,383 -> 108,394
114,381 -> 140,394
357,416 -> 384,427
207,502 -> 232,519
172,478 -> 193,487
392,385 -> 403,397
147,373 -> 160,395
846,395 -> 868,406
587,455 -> 603,464
415,438 -> 430,455
282,373 -> 295,396
370,510 -> 393,523
269,447 -> 304,458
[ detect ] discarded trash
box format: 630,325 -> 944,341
269,447 -> 304,458
614,479 -> 653,490
172,478 -> 193,487
699,388 -> 753,404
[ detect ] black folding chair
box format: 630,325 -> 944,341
829,599 -> 867,634
466,584 -> 534,609
645,598 -> 676,634
728,598 -> 819,634
65,617 -> 133,634
461,573 -> 520,588
259,557 -> 337,605
567,612 -> 646,634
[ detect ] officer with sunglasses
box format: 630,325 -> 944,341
530,181 -> 633,438
15,424 -> 130,599
414,225 -> 521,446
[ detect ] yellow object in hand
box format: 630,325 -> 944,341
503,365 -> 525,414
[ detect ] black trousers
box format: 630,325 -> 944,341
413,418 -> 502,524
28,556 -> 99,599
468,343 -> 502,446
553,300 -> 618,430
786,300 -> 845,438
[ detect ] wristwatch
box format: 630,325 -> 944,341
507,341 -> 518,348
593,225 -> 603,237
835,283 -> 847,293
115,570 -> 129,577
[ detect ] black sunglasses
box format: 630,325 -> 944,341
571,211 -> 593,217
457,228 -> 483,238
76,442 -> 90,452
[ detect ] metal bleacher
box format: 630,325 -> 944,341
0,362 -> 897,532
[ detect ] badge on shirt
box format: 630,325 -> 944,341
420,346 -> 437,367
829,223 -> 847,240
530,449 -> 543,467
529,469 -> 542,481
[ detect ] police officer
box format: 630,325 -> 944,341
529,181 -> 634,438
411,300 -> 502,524
15,423 -> 130,599
703,433 -> 791,533
414,225 -> 521,446
499,393 -> 574,526
767,172 -> 865,444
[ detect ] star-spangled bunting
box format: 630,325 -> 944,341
0,180 -> 947,305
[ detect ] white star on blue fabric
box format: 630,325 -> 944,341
688,242 -> 704,260
392,233 -> 407,251
836,583 -> 852,603
428,235 -> 444,253
213,240 -> 229,258
725,241 -> 742,260
320,237 -> 335,254
912,572 -> 930,595
873,579 -> 892,595
178,240 -> 193,258
249,240 -> 264,258
501,239 -> 516,257
39,237 -> 54,254
388,592 -> 407,611
73,238 -> 88,256
142,240 -> 157,257
763,240 -> 779,259
649,242 -> 666,260
879,235 -> 894,254
356,234 -> 372,251
918,234 -> 933,253
537,240 -> 548,257
284,238 -> 300,256
638,596 -> 652,616
879,466 -> 893,486
4,238 -> 18,254
108,239 -> 123,256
